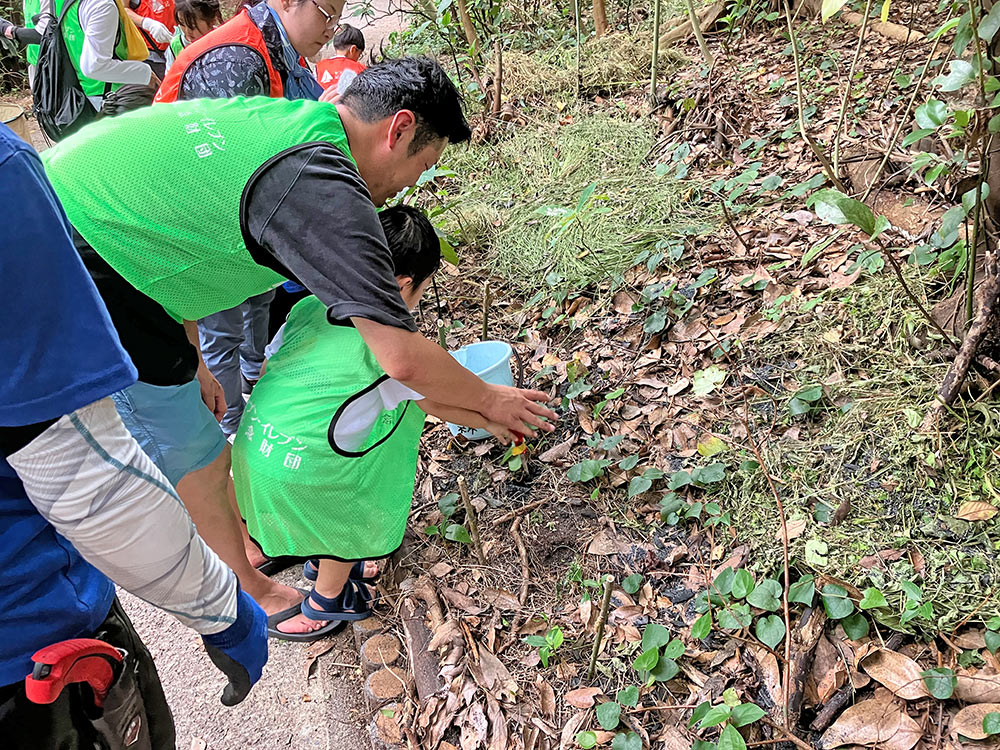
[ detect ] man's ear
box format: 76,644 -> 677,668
396,275 -> 414,293
387,110 -> 417,150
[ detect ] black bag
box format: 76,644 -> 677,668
32,0 -> 100,142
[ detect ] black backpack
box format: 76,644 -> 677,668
32,0 -> 100,142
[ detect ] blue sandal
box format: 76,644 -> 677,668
300,580 -> 378,624
303,559 -> 379,583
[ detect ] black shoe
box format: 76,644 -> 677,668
241,374 -> 258,396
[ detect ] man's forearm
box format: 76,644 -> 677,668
7,398 -> 238,634
353,318 -> 490,412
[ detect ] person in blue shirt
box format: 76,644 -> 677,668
0,122 -> 268,749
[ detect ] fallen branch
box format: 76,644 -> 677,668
587,575 -> 615,679
457,476 -> 487,566
658,1 -> 724,48
510,517 -> 530,605
493,497 -> 549,524
840,10 -> 925,42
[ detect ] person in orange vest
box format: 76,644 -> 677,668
127,0 -> 176,77
154,0 -> 340,102
315,23 -> 364,96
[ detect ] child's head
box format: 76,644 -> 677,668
332,23 -> 365,61
175,0 -> 223,41
379,205 -> 440,310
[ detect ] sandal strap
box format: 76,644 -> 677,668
301,580 -> 377,621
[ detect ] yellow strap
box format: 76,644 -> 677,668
113,0 -> 150,62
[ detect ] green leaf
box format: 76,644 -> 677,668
611,732 -> 641,750
746,579 -> 783,612
935,60 -> 976,92
424,525 -> 440,536
643,310 -> 669,334
689,701 -> 712,728
732,569 -> 756,600
730,703 -> 766,728
718,724 -> 747,750
805,539 -> 829,566
444,524 -> 471,544
663,639 -> 685,660
437,492 -> 459,520
692,462 -> 727,485
880,0 -> 890,22
985,630 -> 1000,653
900,580 -> 923,602
860,588 -> 888,610
567,459 -> 608,483
641,623 -> 671,652
623,574 -> 643,595
718,603 -> 752,630
820,0 -> 848,21
713,567 -> 736,596
632,647 -> 659,674
756,614 -> 786,649
547,627 -> 564,649
921,668 -> 957,700
697,436 -> 727,457
692,366 -> 727,396
596,701 -> 621,731
524,635 -> 548,647
669,470 -> 692,490
617,686 -> 639,708
699,705 -> 732,728
576,731 -> 598,749
650,656 -> 679,682
821,584 -> 855,619
788,397 -> 812,416
809,189 -> 876,235
841,613 -> 869,640
789,576 -> 815,606
914,99 -> 948,128
796,385 -> 824,402
985,712 -> 1000,735
981,1 -> 1000,41
691,612 -> 712,639
870,215 -> 891,241
618,454 -> 640,471
902,128 -> 936,147
628,476 -> 653,498
439,236 -> 460,266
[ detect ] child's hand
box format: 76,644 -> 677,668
484,421 -> 516,445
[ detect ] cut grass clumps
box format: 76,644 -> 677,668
445,113 -> 715,289
725,271 -> 1000,630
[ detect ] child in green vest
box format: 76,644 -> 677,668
164,0 -> 221,72
232,205 -> 511,641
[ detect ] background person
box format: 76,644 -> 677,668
0,121 -> 267,749
315,22 -> 364,95
164,0 -> 221,72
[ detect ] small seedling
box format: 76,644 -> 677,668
524,626 -> 564,668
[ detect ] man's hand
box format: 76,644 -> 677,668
482,385 -> 557,437
319,87 -> 341,104
197,362 -> 226,422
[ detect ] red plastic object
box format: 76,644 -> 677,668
25,639 -> 123,707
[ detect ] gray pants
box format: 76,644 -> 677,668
197,291 -> 275,436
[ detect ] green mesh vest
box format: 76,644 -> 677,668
43,96 -> 354,321
56,0 -> 130,97
23,0 -> 40,66
231,296 -> 425,560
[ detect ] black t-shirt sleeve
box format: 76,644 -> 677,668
178,46 -> 272,99
241,143 -> 416,331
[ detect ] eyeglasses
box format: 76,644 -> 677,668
309,0 -> 340,29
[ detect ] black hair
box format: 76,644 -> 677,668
175,0 -> 222,28
333,23 -> 365,51
379,205 -> 440,287
340,56 -> 472,153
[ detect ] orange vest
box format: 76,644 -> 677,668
315,57 -> 365,91
154,10 -> 282,103
134,0 -> 176,51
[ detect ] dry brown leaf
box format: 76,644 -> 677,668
821,695 -> 921,750
611,291 -> 635,316
586,529 -> 626,556
954,629 -> 988,650
535,678 -> 556,719
460,703 -> 489,750
538,439 -> 574,463
440,588 -> 487,615
667,377 -> 690,397
485,692 -> 507,750
957,501 -> 998,522
780,518 -> 808,541
660,727 -> 691,750
957,670 -> 1000,703
951,703 -> 1000,740
303,638 -> 336,679
564,687 -> 603,708
481,589 -> 521,611
859,649 -> 929,700
558,712 -> 589,750
471,644 -> 517,701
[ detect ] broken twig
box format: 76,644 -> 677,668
587,575 -> 614,679
457,476 -> 487,566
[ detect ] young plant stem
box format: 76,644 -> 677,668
874,238 -> 958,347
457,476 -> 487,565
510,517 -> 530,605
587,574 -> 614,679
482,283 -> 492,340
650,0 -> 661,104
492,39 -> 503,117
455,0 -> 481,59
684,0 -> 714,67
831,0 -> 873,177
784,2 -> 847,192
573,0 -> 582,97
437,318 -> 448,349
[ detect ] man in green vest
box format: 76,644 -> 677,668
42,56 -> 557,619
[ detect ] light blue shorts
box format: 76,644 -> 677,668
111,379 -> 227,486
